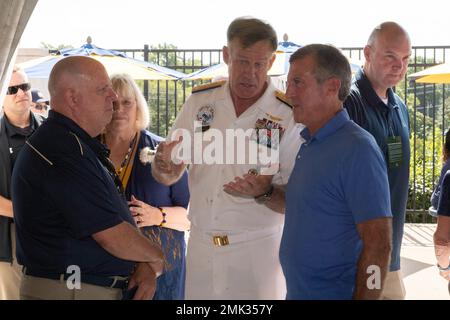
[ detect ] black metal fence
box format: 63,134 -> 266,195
117,45 -> 450,222
343,46 -> 450,222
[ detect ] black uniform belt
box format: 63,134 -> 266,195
23,268 -> 129,290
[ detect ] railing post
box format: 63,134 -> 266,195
143,44 -> 149,102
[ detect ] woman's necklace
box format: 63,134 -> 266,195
116,133 -> 138,178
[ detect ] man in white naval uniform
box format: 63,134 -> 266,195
152,17 -> 302,299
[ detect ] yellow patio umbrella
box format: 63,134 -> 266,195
408,63 -> 450,84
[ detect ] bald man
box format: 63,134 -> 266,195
344,22 -> 411,300
11,56 -> 164,300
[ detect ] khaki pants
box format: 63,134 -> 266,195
381,270 -> 406,300
20,274 -> 123,300
0,224 -> 22,300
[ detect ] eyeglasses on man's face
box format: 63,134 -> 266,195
6,83 -> 31,95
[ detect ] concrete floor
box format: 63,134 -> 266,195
185,223 -> 450,299
402,223 -> 449,300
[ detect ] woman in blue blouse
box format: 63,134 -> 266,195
434,170 -> 450,285
430,129 -> 450,216
433,129 -> 450,290
104,73 -> 190,299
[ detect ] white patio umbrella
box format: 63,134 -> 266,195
19,41 -> 185,81
183,44 -> 363,81
182,38 -> 302,81
18,39 -> 186,98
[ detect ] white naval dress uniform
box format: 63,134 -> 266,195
169,78 -> 303,299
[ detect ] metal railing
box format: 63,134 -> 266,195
116,45 -> 450,222
342,46 -> 450,222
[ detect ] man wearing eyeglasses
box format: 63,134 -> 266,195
0,66 -> 45,299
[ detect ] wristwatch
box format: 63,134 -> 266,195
437,263 -> 450,271
254,185 -> 274,204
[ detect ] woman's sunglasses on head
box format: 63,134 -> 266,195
6,83 -> 31,95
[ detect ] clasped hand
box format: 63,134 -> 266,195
223,173 -> 273,198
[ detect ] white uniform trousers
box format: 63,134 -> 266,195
185,226 -> 286,300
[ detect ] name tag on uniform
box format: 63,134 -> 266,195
386,136 -> 403,169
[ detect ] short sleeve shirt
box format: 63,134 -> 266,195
344,69 -> 410,271
168,78 -> 303,231
12,111 -> 136,276
431,160 -> 450,209
281,109 -> 392,299
437,171 -> 450,217
4,113 -> 37,168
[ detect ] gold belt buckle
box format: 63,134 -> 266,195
213,235 -> 229,246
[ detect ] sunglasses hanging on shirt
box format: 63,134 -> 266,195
6,83 -> 31,95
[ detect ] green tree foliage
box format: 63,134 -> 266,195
147,80 -> 194,136
408,130 -> 443,209
142,44 -> 214,137
395,65 -> 449,217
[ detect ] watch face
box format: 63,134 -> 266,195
254,186 -> 273,204
254,195 -> 265,204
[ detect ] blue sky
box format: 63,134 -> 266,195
20,0 -> 450,50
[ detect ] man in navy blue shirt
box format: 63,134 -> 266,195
344,22 -> 411,299
282,44 -> 392,299
434,171 -> 450,283
0,66 -> 45,299
12,56 -> 163,300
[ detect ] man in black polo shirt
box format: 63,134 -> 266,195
12,56 -> 164,300
344,22 -> 411,299
0,66 -> 44,300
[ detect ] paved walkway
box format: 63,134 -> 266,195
402,223 -> 449,300
185,224 -> 449,299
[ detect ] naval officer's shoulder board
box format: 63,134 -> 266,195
275,90 -> 293,109
192,80 -> 226,94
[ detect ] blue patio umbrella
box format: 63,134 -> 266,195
274,40 -> 363,76
276,41 -> 302,53
22,41 -> 185,80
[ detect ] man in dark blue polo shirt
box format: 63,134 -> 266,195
12,56 -> 164,300
0,66 -> 45,300
344,22 -> 411,300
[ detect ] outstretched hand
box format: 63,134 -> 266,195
153,136 -> 184,174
